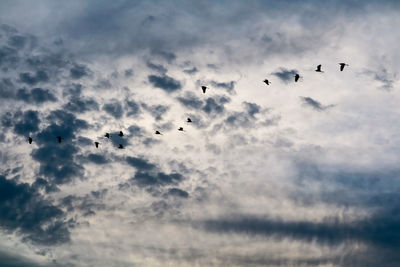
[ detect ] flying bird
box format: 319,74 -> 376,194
118,144 -> 124,149
28,137 -> 33,144
57,136 -> 62,143
339,63 -> 349,71
94,142 -> 99,148
155,131 -> 162,135
315,64 -> 323,72
187,118 -> 192,123
263,79 -> 271,85
295,74 -> 300,82
105,133 -> 110,138
178,127 -> 184,131
201,86 -> 207,94
118,131 -> 123,137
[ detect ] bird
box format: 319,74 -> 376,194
57,136 -> 62,143
178,127 -> 184,131
28,137 -> 33,144
118,144 -> 124,149
315,64 -> 323,72
155,131 -> 162,135
295,74 -> 300,82
94,142 -> 99,148
118,131 -> 123,137
187,118 -> 192,123
105,133 -> 110,138
339,63 -> 349,71
263,79 -> 271,85
201,86 -> 207,94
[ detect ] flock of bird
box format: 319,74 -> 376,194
26,63 -> 349,149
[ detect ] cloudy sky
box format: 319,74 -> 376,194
0,0 -> 399,266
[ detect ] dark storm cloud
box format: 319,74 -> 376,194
0,46 -> 19,69
148,74 -> 181,93
8,35 -> 27,49
130,171 -> 184,188
210,81 -> 236,95
13,110 -> 40,136
165,188 -> 189,198
146,61 -> 167,74
103,101 -> 124,119
32,110 -> 89,184
271,68 -> 298,83
87,154 -> 108,164
19,70 -> 49,85
0,175 -> 71,245
300,96 -> 333,111
63,96 -> 99,113
153,50 -> 176,63
16,87 -> 57,104
126,156 -> 157,171
0,78 -> 15,98
70,64 -> 90,79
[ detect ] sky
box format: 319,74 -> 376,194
0,0 -> 399,266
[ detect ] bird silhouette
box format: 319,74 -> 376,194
118,144 -> 124,149
295,74 -> 300,82
178,127 -> 184,131
263,79 -> 271,85
94,142 -> 99,148
105,133 -> 110,138
202,86 -> 207,94
28,137 -> 33,144
57,136 -> 62,143
187,118 -> 192,123
315,65 -> 323,72
339,63 -> 349,71
155,130 -> 162,135
118,131 -> 123,137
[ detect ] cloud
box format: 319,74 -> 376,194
16,87 -> 57,104
300,97 -> 334,111
271,68 -> 298,83
129,171 -> 184,188
70,64 -> 90,79
183,67 -> 198,75
146,61 -> 167,74
148,74 -> 181,93
19,70 -> 49,85
12,110 -> 41,136
102,101 -> 124,119
126,156 -> 157,171
210,81 -> 236,95
0,175 -> 71,245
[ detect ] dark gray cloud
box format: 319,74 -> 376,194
203,96 -> 230,115
12,110 -> 40,136
271,68 -> 298,83
19,70 -> 49,85
126,156 -> 156,171
87,154 -> 107,165
129,171 -> 184,188
63,97 -> 99,113
0,78 -> 15,98
70,64 -> 90,79
125,100 -> 141,116
124,69 -> 133,77
0,175 -> 70,245
300,97 -> 333,111
146,61 -> 167,74
210,81 -> 236,95
148,75 -> 181,93
177,93 -> 203,109
142,103 -> 169,121
165,188 -> 189,198
103,101 -> 124,119
16,87 -> 57,104
183,67 -> 198,75
31,110 -> 89,184
224,102 -> 261,128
